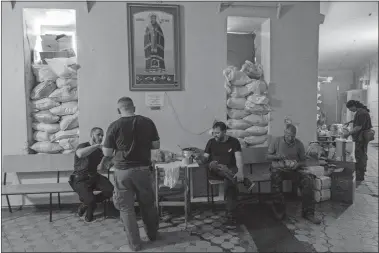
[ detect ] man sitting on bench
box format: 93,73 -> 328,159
267,123 -> 321,224
195,121 -> 254,229
69,127 -> 114,222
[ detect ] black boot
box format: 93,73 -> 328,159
85,203 -> 97,222
77,203 -> 88,217
271,202 -> 286,221
302,211 -> 321,225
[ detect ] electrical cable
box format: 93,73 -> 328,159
164,92 -> 214,136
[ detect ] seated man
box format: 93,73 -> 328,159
267,124 -> 321,224
196,121 -> 254,229
68,127 -> 114,222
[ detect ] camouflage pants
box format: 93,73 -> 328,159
270,167 -> 316,216
355,141 -> 368,179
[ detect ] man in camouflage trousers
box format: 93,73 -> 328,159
267,124 -> 321,225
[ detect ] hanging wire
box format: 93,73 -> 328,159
164,92 -> 214,136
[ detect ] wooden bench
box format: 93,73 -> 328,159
2,154 -> 75,222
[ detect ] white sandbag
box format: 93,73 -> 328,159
33,131 -> 53,142
59,137 -> 79,150
226,119 -> 251,130
314,176 -> 331,191
62,149 -> 75,154
247,94 -> 269,105
223,66 -> 252,86
243,114 -> 270,126
60,112 -> 79,130
230,86 -> 251,98
245,102 -> 271,115
32,64 -> 58,82
245,79 -> 268,95
50,101 -> 78,116
31,98 -> 60,111
244,135 -> 268,146
245,126 -> 268,136
227,109 -> 250,120
32,110 -> 60,124
30,141 -> 63,154
238,138 -> 247,148
51,128 -> 79,142
32,122 -> 60,134
45,57 -> 80,79
227,129 -> 252,139
49,87 -> 78,103
227,97 -> 247,110
314,189 -> 331,203
30,80 -> 57,100
56,78 -> 78,88
241,60 -> 264,80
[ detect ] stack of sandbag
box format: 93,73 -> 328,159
223,61 -> 271,148
29,57 -> 80,154
313,176 -> 331,202
297,175 -> 332,203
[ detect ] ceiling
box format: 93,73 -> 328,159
319,2 -> 378,71
226,2 -> 378,71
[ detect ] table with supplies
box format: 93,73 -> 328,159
154,161 -> 199,227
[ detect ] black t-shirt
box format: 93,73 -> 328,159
352,108 -> 372,141
103,115 -> 159,169
74,142 -> 103,176
204,136 -> 242,167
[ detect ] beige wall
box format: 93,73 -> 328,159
1,1 -> 320,206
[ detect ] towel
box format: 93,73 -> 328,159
162,161 -> 181,189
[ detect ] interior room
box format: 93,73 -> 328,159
1,1 -> 378,252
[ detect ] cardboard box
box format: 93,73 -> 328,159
41,35 -> 59,52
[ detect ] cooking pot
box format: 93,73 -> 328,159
182,148 -> 195,158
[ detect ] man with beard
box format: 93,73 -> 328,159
69,127 -> 114,222
195,121 -> 254,229
267,124 -> 321,224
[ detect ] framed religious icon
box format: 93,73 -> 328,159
127,3 -> 182,91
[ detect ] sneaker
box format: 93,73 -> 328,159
77,203 -> 87,217
271,203 -> 286,221
224,217 -> 237,230
303,214 -> 321,225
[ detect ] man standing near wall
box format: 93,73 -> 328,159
102,97 -> 160,251
69,127 -> 114,222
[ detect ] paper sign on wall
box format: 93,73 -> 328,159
145,92 -> 165,108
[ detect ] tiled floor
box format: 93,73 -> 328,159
1,206 -> 257,252
2,146 -> 378,252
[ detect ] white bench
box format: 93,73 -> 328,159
2,154 -> 75,222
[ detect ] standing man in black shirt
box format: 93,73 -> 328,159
343,100 -> 374,181
102,97 -> 160,251
69,127 -> 114,222
196,121 -> 247,229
